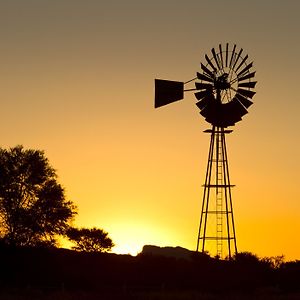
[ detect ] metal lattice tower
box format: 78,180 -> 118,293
196,127 -> 237,258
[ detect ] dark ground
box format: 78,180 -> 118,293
0,246 -> 299,299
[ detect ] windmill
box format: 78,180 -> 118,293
154,43 -> 256,258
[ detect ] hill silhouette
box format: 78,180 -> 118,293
0,245 -> 300,299
142,245 -> 192,260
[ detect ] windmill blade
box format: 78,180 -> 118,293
238,81 -> 257,88
231,48 -> 243,70
195,90 -> 211,100
237,62 -> 253,78
225,43 -> 229,67
238,71 -> 256,82
200,63 -> 214,78
219,44 -> 224,68
231,98 -> 249,117
197,72 -> 214,83
205,54 -> 217,71
207,111 -> 231,127
226,113 -> 242,124
200,101 -> 220,126
229,44 -> 236,68
235,94 -> 253,108
195,82 -> 213,90
234,54 -> 248,73
200,108 -> 209,119
196,95 -> 211,110
211,47 -> 221,70
237,88 -> 256,99
225,119 -> 239,127
224,99 -> 248,122
200,103 -> 216,121
228,115 -> 242,126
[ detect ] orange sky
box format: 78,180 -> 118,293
0,1 -> 300,259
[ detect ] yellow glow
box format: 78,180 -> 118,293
104,220 -> 180,256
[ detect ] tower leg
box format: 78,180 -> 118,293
196,126 -> 237,259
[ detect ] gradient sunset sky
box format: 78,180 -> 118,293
0,0 -> 300,259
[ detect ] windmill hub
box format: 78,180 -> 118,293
215,73 -> 230,91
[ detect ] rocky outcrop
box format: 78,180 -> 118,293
141,245 -> 193,260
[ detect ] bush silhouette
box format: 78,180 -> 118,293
66,227 -> 114,252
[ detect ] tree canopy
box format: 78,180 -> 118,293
0,145 -> 76,247
67,227 -> 114,252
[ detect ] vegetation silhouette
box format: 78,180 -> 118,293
0,145 -> 76,247
67,227 -> 114,252
0,245 -> 299,299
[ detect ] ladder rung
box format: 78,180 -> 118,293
202,211 -> 231,214
203,184 -> 235,187
199,237 -> 235,240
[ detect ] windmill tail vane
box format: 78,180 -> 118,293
154,43 -> 257,258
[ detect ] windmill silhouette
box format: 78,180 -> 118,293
154,43 -> 256,258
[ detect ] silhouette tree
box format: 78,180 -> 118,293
0,145 -> 76,247
233,251 -> 260,263
67,227 -> 114,252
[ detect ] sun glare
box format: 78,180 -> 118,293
107,221 -> 177,256
113,243 -> 142,256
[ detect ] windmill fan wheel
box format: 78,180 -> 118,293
195,43 -> 257,127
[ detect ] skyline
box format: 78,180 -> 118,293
0,0 -> 300,259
